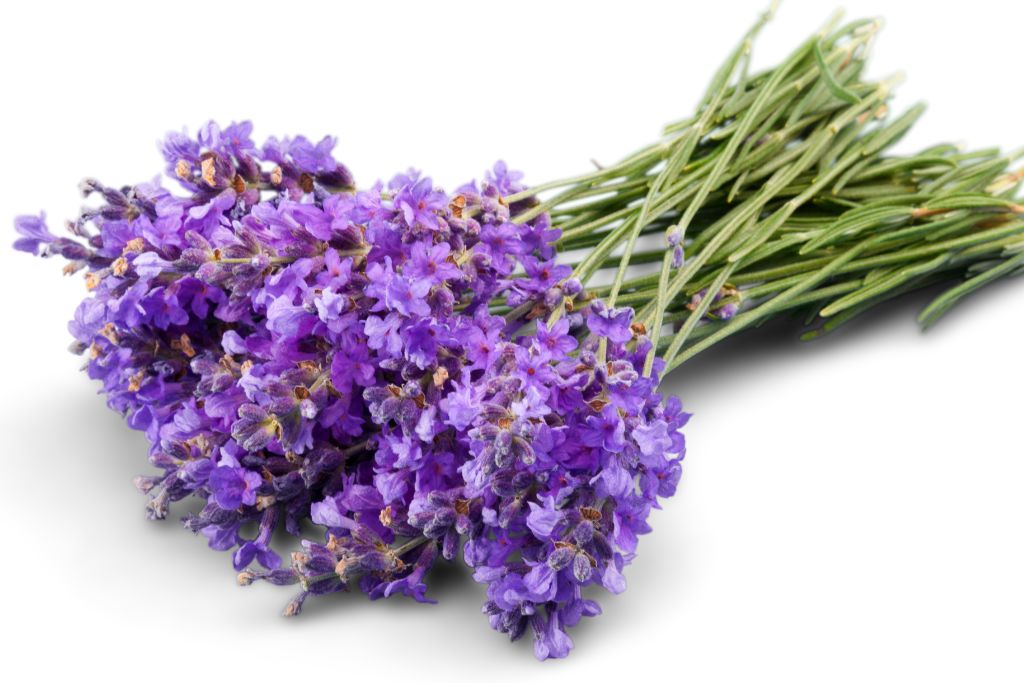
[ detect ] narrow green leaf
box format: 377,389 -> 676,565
813,39 -> 862,105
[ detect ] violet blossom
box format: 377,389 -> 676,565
13,119 -> 689,661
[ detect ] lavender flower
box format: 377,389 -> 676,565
688,284 -> 742,320
14,119 -> 688,661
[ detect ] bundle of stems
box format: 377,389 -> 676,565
505,7 -> 1024,372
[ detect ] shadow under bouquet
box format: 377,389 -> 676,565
14,9 -> 1024,659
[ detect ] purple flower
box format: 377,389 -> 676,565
586,299 -> 634,344
394,177 -> 447,231
534,317 -> 577,360
368,541 -> 438,603
288,135 -> 339,174
366,258 -> 431,317
142,287 -> 189,329
611,497 -> 651,555
313,288 -> 347,325
526,496 -> 563,539
209,463 -> 262,510
13,213 -> 54,255
231,403 -> 279,452
633,419 -> 673,462
160,128 -> 200,174
404,319 -> 441,369
233,508 -> 281,570
533,611 -> 574,660
330,345 -> 375,393
404,241 -> 461,285
463,318 -> 502,370
364,312 -> 404,357
689,285 -> 741,320
486,160 -> 526,195
581,405 -> 627,453
441,377 -> 484,431
511,385 -> 551,421
478,221 -> 522,270
515,346 -> 558,391
521,256 -> 572,293
318,249 -> 353,289
310,497 -> 350,529
221,121 -> 256,157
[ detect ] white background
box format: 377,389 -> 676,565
1,1 -> 1022,680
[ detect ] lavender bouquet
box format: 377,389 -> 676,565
15,10 -> 1024,659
